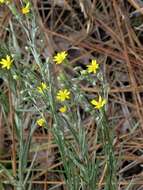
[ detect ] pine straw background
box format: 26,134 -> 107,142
0,0 -> 143,189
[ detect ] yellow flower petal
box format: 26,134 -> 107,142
90,99 -> 98,106
99,96 -> 102,102
101,99 -> 107,107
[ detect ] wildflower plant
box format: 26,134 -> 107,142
0,1 -> 117,190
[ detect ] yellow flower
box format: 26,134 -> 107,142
37,82 -> 47,94
0,0 -> 11,3
21,2 -> 30,14
53,51 -> 68,64
91,96 -> 106,109
59,105 -> 67,113
87,59 -> 99,74
0,55 -> 13,70
56,89 -> 70,102
36,118 -> 45,127
0,0 -> 4,3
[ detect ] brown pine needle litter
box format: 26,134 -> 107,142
0,0 -> 143,190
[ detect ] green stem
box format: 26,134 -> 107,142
100,109 -> 117,190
